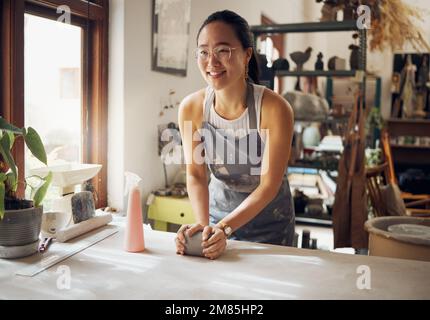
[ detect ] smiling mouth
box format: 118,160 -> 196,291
207,71 -> 226,78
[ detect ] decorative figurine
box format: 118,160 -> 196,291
400,54 -> 417,118
316,0 -> 342,22
328,56 -> 346,70
272,57 -> 290,71
343,0 -> 360,20
316,0 -> 361,22
415,55 -> 429,118
348,44 -> 360,70
417,55 -> 429,91
315,52 -> 324,70
348,33 -> 360,70
290,47 -> 313,71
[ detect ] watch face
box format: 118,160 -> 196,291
224,226 -> 232,236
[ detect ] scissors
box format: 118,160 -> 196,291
38,237 -> 53,253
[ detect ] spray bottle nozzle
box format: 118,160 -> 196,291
124,171 -> 142,197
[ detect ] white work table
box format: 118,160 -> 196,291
1,221 -> 429,300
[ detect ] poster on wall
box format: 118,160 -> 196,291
151,0 -> 191,77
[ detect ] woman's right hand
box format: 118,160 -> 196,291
175,223 -> 205,255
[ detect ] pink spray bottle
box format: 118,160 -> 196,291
124,172 -> 145,252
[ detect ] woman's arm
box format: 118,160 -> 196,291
178,92 -> 210,226
216,90 -> 294,231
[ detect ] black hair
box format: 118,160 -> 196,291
196,10 -> 259,84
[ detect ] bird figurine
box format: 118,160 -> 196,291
290,47 -> 313,71
315,52 -> 324,70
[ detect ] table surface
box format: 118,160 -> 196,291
1,220 -> 430,300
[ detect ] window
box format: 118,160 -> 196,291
24,14 -> 84,207
1,0 -> 109,207
24,14 -> 83,169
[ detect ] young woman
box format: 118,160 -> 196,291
176,10 -> 295,259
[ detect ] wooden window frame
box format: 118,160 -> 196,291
1,0 -> 108,208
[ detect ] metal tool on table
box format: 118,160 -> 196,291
38,237 -> 53,253
16,226 -> 118,277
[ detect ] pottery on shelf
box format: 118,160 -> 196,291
272,58 -> 290,71
315,52 -> 324,70
290,47 -> 312,71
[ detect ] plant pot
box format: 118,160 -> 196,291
0,206 -> 43,248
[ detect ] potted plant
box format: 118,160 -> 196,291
0,116 -> 52,259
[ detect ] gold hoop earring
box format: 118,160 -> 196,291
245,64 -> 249,80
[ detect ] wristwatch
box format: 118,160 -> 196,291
217,221 -> 233,238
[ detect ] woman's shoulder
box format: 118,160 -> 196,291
261,87 -> 292,112
260,86 -> 294,126
178,88 -> 207,121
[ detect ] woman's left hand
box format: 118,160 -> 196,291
202,226 -> 227,260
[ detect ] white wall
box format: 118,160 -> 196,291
108,0 -> 430,212
108,0 -> 125,210
108,0 -> 306,212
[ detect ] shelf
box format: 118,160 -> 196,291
295,116 -> 350,123
390,144 -> 430,150
387,118 -> 430,137
250,20 -> 358,35
295,216 -> 333,226
275,70 -> 357,77
387,118 -> 430,125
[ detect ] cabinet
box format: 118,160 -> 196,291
387,118 -> 430,166
147,196 -> 195,231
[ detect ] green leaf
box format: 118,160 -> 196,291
0,173 -> 6,183
33,171 -> 52,207
0,181 -> 5,220
7,132 -> 15,149
0,117 -> 23,134
6,171 -> 17,192
0,133 -> 17,179
24,127 -> 47,165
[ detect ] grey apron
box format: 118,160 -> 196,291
200,82 -> 295,246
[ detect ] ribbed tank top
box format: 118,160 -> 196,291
203,83 -> 266,140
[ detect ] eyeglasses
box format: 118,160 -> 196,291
195,46 -> 237,63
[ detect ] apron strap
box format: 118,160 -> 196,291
204,87 -> 214,121
246,83 -> 257,130
204,82 -> 257,130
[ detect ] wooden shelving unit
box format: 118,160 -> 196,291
275,70 -> 357,77
387,118 -> 430,166
387,118 -> 430,137
390,144 -> 430,150
250,20 -> 358,34
250,21 -> 368,226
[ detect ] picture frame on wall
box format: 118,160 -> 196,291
151,0 -> 191,77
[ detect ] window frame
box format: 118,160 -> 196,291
1,0 -> 108,208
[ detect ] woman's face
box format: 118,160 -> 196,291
197,21 -> 251,90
